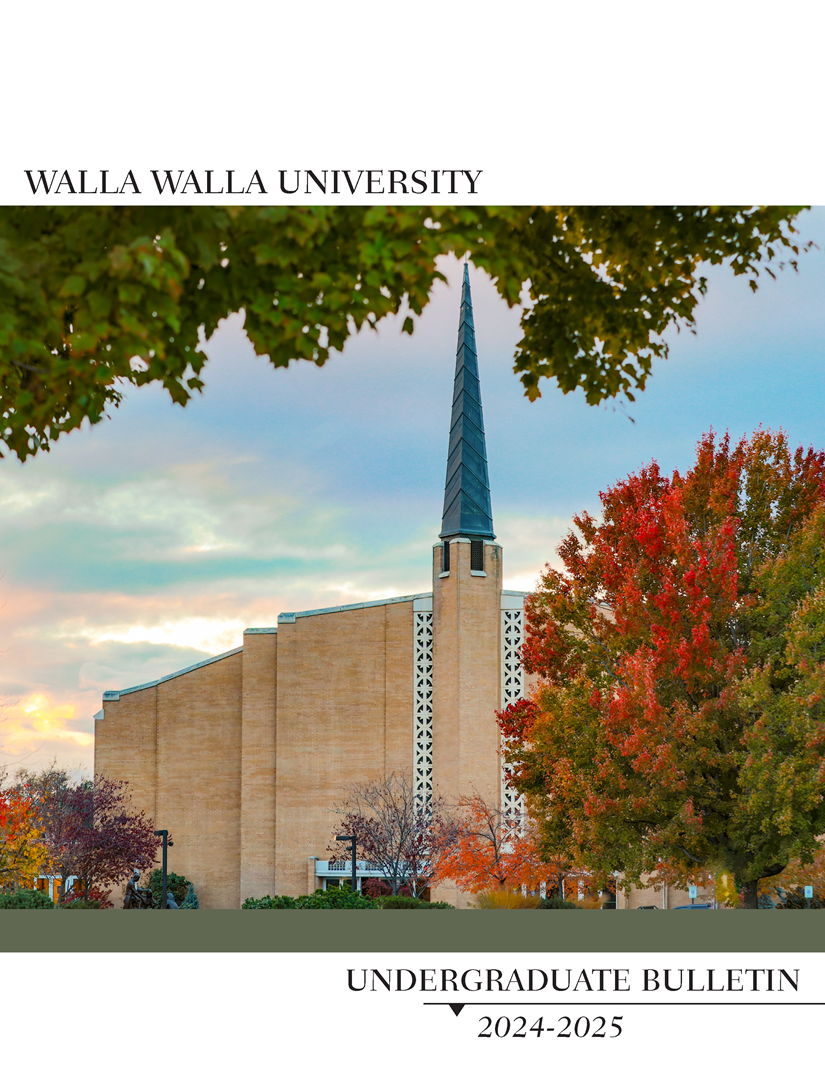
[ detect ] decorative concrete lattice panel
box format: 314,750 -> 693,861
413,611 -> 434,810
501,609 -> 525,828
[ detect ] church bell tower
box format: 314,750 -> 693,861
431,263 -> 504,824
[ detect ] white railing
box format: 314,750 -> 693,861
316,860 -> 389,875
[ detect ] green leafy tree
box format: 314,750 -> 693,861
501,429 -> 825,909
0,205 -> 807,460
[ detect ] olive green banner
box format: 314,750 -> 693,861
1,911 -> 823,953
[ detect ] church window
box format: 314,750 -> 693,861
501,608 -> 526,830
470,540 -> 484,571
413,610 -> 434,810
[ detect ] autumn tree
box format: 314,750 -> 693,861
13,765 -> 78,900
432,793 -> 567,895
14,768 -> 158,902
330,771 -> 455,897
0,790 -> 47,890
500,429 -> 825,909
0,205 -> 807,460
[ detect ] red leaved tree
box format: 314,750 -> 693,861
15,768 -> 157,903
501,429 -> 825,909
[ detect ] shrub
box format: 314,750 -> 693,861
378,895 -> 454,909
537,896 -> 582,909
147,870 -> 189,907
242,888 -> 378,909
180,884 -> 199,909
0,888 -> 55,909
377,895 -> 427,909
242,894 -> 298,909
475,889 -> 542,909
576,896 -> 608,910
297,888 -> 377,909
378,897 -> 455,914
61,898 -> 102,909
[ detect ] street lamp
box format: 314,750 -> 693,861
154,829 -> 174,908
335,835 -> 357,891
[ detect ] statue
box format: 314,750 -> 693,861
165,890 -> 179,909
123,869 -> 155,910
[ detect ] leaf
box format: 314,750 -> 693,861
0,205 -> 810,460
57,274 -> 86,298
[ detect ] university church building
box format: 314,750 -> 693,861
94,266 -> 705,910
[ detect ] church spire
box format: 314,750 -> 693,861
439,263 -> 495,540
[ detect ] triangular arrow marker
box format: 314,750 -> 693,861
449,1003 -> 465,1017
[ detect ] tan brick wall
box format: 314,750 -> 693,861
95,652 -> 244,909
95,598 -> 418,907
432,539 -> 503,906
95,687 -> 158,826
154,653 -> 243,910
240,631 -> 278,903
274,601 -> 414,897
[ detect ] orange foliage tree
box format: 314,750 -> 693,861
432,793 -> 567,895
0,791 -> 48,890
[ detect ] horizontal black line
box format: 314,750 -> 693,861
424,1001 -> 823,1007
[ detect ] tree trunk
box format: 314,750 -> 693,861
741,880 -> 759,909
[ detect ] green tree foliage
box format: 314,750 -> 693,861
146,869 -> 189,907
0,206 -> 807,460
501,429 -> 825,909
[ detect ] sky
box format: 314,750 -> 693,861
1,207 -> 824,778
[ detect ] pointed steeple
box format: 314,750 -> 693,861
439,263 -> 495,540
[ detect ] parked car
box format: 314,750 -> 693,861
672,903 -> 713,909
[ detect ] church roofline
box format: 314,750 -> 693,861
101,644 -> 244,701
277,591 -> 431,623
98,592 -> 436,707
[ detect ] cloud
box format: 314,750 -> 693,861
60,617 -> 248,657
496,513 -> 569,590
1,692 -> 93,782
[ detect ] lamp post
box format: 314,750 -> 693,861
154,829 -> 174,908
336,835 -> 357,892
